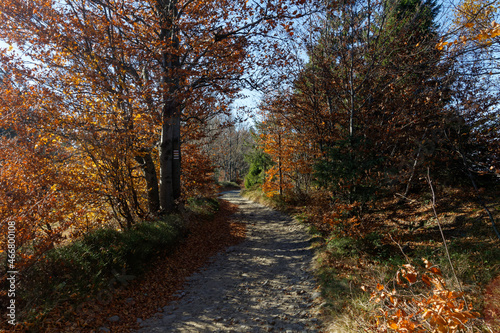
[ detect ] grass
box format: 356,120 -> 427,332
241,186 -> 290,212
17,214 -> 184,324
217,181 -> 241,191
186,196 -> 220,216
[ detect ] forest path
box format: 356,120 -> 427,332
135,190 -> 322,333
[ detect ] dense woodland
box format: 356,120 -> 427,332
0,0 -> 499,331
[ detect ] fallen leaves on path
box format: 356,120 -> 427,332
32,199 -> 245,333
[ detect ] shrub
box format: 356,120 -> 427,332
365,259 -> 482,332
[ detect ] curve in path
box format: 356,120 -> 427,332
135,190 -> 322,333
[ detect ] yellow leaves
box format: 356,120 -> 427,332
34,135 -> 61,149
454,0 -> 498,30
389,321 -> 399,329
489,21 -> 500,38
446,0 -> 500,49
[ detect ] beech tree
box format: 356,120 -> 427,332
0,53 -> 108,271
0,0 -> 313,280
0,0 -> 310,217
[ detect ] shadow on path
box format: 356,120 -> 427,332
135,190 -> 322,333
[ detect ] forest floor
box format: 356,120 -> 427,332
302,185 -> 500,332
31,190 -> 322,332
10,186 -> 498,332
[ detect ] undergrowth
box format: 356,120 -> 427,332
6,198 -> 220,328
17,215 -> 183,324
185,197 -> 220,217
217,181 -> 241,191
367,259 -> 483,332
241,186 -> 290,212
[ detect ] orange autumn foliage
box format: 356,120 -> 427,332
367,259 -> 481,333
0,0 -> 311,284
258,110 -> 318,197
181,143 -> 217,199
0,61 -> 110,274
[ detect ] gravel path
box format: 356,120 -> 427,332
135,190 -> 322,333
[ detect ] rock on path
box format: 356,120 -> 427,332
135,190 -> 322,332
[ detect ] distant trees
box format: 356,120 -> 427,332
257,107 -> 318,196
244,146 -> 273,189
206,118 -> 253,184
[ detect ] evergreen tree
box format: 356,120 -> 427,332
270,0 -> 456,200
244,127 -> 273,189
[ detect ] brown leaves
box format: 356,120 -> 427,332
181,143 -> 218,199
367,260 -> 481,333
401,264 -> 418,284
4,200 -> 245,332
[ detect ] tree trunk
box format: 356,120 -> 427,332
172,114 -> 181,201
135,152 -> 160,215
158,0 -> 181,214
278,132 -> 283,195
159,102 -> 179,213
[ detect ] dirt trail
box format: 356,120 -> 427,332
134,190 -> 322,332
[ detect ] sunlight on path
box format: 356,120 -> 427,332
134,190 -> 322,332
